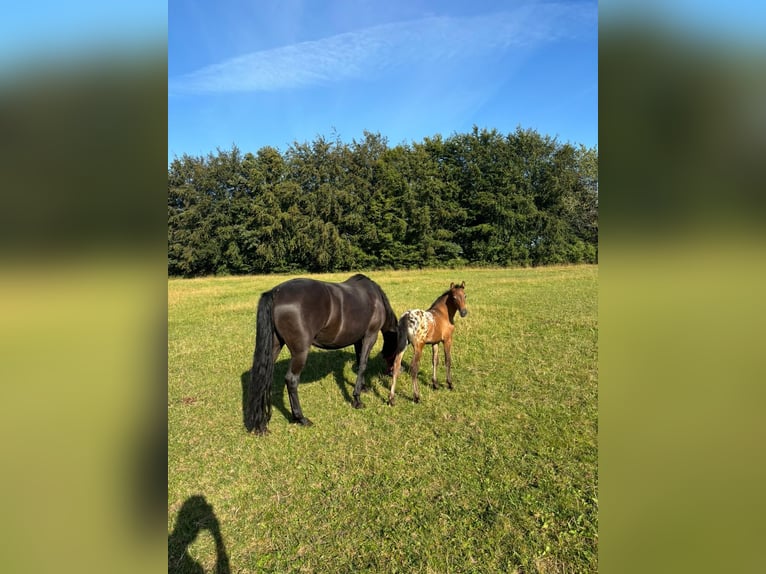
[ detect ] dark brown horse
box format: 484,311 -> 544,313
245,274 -> 398,435
388,282 -> 468,406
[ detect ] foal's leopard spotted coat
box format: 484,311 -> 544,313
402,308 -> 435,345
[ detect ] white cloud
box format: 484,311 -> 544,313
169,4 -> 594,95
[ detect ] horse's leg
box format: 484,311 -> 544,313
353,340 -> 369,391
351,333 -> 376,409
285,348 -> 313,426
410,341 -> 424,403
388,350 -> 405,406
443,336 -> 453,390
431,343 -> 439,390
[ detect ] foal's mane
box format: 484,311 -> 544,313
428,289 -> 453,311
428,282 -> 466,312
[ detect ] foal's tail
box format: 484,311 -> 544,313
244,290 -> 275,434
394,313 -> 411,356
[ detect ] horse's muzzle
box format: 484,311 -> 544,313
460,309 -> 468,317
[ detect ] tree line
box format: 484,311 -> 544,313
168,126 -> 597,277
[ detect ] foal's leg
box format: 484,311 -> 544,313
431,343 -> 440,389
351,333 -> 377,409
410,341 -> 425,403
388,350 -> 405,406
443,336 -> 454,390
285,348 -> 313,426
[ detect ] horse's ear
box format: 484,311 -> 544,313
460,281 -> 465,288
450,282 -> 455,289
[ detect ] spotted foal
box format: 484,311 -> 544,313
388,282 -> 468,405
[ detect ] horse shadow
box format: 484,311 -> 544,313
168,495 -> 231,574
240,349 -> 390,424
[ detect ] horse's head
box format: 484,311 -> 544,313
381,330 -> 398,375
449,281 -> 468,318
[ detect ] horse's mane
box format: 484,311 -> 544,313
347,273 -> 369,283
366,276 -> 398,332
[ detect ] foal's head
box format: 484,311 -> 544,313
448,281 -> 468,318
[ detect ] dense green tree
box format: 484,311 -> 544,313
168,127 -> 597,276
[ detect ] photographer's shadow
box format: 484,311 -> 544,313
168,495 -> 231,574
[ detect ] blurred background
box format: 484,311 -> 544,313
599,1 -> 766,573
1,1 -> 765,572
0,2 -> 166,573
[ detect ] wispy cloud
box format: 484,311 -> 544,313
169,3 -> 594,95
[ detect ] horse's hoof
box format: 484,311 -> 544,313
253,426 -> 270,436
413,395 -> 420,404
293,417 -> 313,427
352,398 -> 366,409
388,396 -> 395,406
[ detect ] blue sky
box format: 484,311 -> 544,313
169,0 -> 598,163
0,0 -> 165,71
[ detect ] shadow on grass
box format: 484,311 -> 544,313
240,349 -> 390,424
168,495 -> 231,574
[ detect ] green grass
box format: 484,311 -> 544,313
169,266 -> 598,573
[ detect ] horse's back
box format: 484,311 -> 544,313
270,275 -> 382,350
271,278 -> 330,309
271,279 -> 332,345
315,277 -> 380,347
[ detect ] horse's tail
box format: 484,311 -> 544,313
245,290 -> 275,434
394,312 -> 411,356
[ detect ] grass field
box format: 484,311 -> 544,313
168,266 -> 598,573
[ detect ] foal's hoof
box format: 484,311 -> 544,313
292,416 -> 313,427
413,395 -> 420,404
352,397 -> 366,409
387,396 -> 395,406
